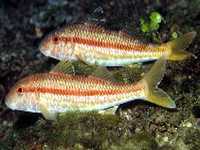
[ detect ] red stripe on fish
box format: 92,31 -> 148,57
55,36 -> 152,51
19,85 -> 143,96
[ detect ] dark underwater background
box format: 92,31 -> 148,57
0,0 -> 200,149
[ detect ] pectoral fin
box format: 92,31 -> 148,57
39,103 -> 57,120
75,52 -> 95,65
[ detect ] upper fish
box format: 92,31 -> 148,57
39,23 -> 196,66
5,58 -> 175,120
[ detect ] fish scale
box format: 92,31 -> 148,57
5,58 -> 177,120
25,73 -> 144,112
72,24 -> 138,45
39,24 -> 195,66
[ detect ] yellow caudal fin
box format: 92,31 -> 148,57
141,57 -> 176,108
166,32 -> 196,60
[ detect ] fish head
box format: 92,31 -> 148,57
39,29 -> 76,61
5,76 -> 38,112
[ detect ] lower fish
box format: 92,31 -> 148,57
39,23 -> 196,66
5,58 -> 175,120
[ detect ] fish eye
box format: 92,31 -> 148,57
17,87 -> 23,93
53,37 -> 59,43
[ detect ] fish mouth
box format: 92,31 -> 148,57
4,88 -> 18,110
38,38 -> 49,52
38,43 -> 46,53
5,98 -> 16,110
38,44 -> 51,57
4,98 -> 9,107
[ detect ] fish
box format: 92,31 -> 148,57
5,57 -> 175,120
39,23 -> 196,66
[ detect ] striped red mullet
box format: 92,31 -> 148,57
5,58 -> 175,120
39,23 -> 196,66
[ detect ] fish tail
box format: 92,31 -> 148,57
164,32 -> 196,60
141,57 -> 176,108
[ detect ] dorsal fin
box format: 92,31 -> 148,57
118,29 -> 131,38
87,23 -> 108,31
91,66 -> 117,82
71,61 -> 95,75
50,61 -> 117,83
50,61 -> 75,74
83,22 -> 103,30
72,23 -> 106,33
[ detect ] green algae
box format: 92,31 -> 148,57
13,112 -> 123,149
109,133 -> 158,150
140,11 -> 163,33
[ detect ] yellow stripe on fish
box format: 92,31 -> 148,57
39,23 -> 196,66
